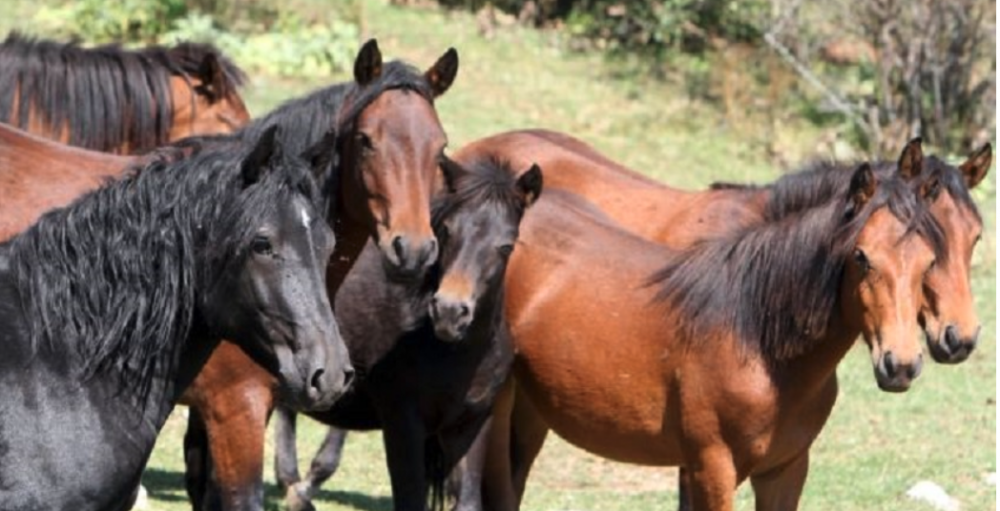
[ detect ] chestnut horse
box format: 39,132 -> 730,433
470,159 -> 944,510
0,32 -> 251,154
456,130 -> 990,363
448,133 -> 989,509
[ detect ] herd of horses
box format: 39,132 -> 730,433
0,30 -> 989,511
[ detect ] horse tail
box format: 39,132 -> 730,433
425,437 -> 447,511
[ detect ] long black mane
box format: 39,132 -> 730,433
651,165 -> 946,363
432,155 -> 527,228
0,32 -> 246,153
3,140 -> 320,401
243,60 -> 435,161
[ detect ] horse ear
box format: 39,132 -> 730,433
354,39 -> 383,86
425,48 -> 458,97
848,162 -> 877,212
439,156 -> 465,193
517,164 -> 543,208
958,142 -> 992,188
197,53 -> 228,103
300,129 -> 339,194
920,170 -> 943,202
897,137 -> 923,180
242,126 -> 281,187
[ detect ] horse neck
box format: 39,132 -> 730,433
466,280 -> 507,347
774,305 -> 861,400
327,185 -> 371,294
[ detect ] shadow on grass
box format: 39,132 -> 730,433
141,468 -> 391,511
311,488 -> 393,511
142,467 -> 188,502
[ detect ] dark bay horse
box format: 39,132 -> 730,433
0,128 -> 351,511
472,160 -> 944,510
269,157 -> 542,511
456,130 -> 991,363
0,32 -> 251,154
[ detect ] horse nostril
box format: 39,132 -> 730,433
392,236 -> 406,262
882,351 -> 897,378
342,366 -> 356,390
460,304 -> 470,318
425,238 -> 439,264
944,325 -> 961,352
310,369 -> 326,393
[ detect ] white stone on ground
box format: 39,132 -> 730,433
130,484 -> 149,511
905,480 -> 959,511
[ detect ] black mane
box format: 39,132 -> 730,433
433,155 -> 527,227
0,32 -> 246,153
651,166 -> 946,363
241,60 -> 435,160
3,141 -> 320,401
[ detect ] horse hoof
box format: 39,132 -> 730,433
285,484 -> 316,511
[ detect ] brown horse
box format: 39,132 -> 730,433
0,32 -> 251,154
448,132 -> 988,509
471,159 -> 943,510
455,130 -> 991,362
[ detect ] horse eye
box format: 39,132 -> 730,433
853,249 -> 869,273
498,244 -> 515,257
251,235 -> 274,255
355,133 -> 373,151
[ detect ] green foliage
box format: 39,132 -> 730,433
30,0 -> 360,78
163,11 -> 359,78
565,0 -> 768,55
33,0 -> 188,43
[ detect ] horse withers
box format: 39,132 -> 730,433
0,128 -> 350,511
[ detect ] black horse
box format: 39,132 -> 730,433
0,128 -> 351,511
193,156 -> 541,511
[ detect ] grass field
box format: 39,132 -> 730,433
8,1 -> 997,510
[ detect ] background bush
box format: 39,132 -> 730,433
32,0 -> 361,78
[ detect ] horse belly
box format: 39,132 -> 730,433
510,318 -> 685,466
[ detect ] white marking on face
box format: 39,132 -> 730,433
300,207 -> 311,229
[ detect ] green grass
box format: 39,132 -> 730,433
8,0 -> 997,509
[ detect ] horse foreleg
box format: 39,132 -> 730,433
184,408 -> 220,511
273,407 -> 301,489
381,413 -> 430,511
198,391 -> 272,511
677,467 -> 693,511
749,451 -> 809,511
283,425 -> 349,511
686,447 -> 737,511
508,385 -> 549,505
443,415 -> 493,511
